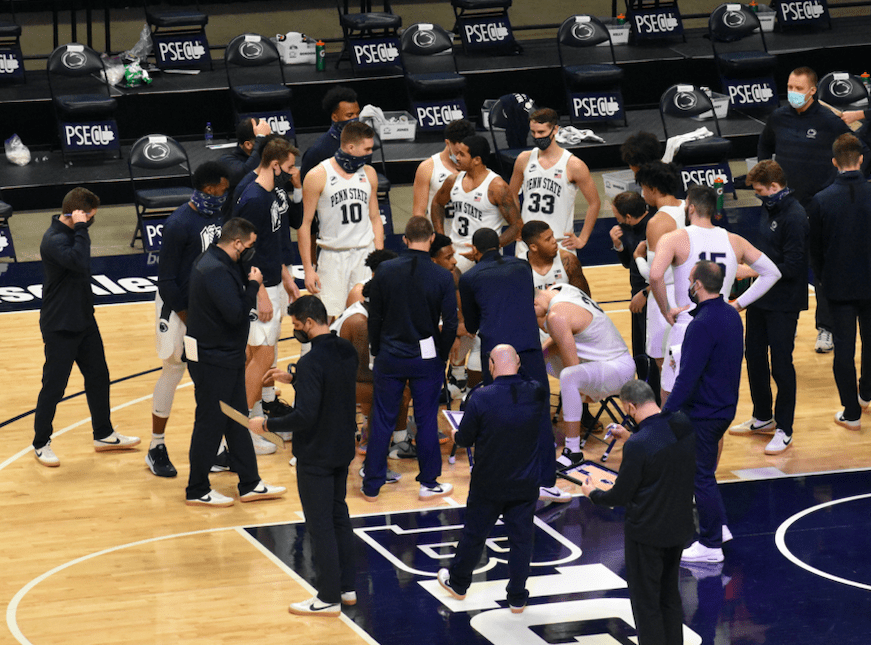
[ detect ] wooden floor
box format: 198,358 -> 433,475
1,264 -> 868,645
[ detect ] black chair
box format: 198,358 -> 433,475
557,15 -> 626,127
144,0 -> 211,71
127,135 -> 193,250
224,34 -> 293,130
46,43 -> 119,161
625,0 -> 685,43
400,23 -> 466,101
0,197 -> 16,262
487,93 -> 536,179
336,0 -> 401,69
451,0 -> 516,55
370,133 -> 395,236
817,72 -> 869,110
0,0 -> 24,84
659,84 -> 734,196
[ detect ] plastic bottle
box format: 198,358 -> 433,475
204,122 -> 214,146
316,41 -> 326,72
862,72 -> 871,92
714,176 -> 725,214
749,0 -> 758,12
616,13 -> 626,25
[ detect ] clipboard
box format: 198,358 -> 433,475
219,401 -> 286,449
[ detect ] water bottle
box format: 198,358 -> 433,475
204,122 -> 214,146
316,40 -> 326,72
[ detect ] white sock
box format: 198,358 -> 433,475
151,433 -> 165,448
250,401 -> 264,418
261,386 -> 275,403
393,429 -> 408,443
451,365 -> 466,379
565,436 -> 581,453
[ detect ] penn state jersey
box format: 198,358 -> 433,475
427,153 -> 454,218
449,170 -> 505,247
672,224 -> 738,322
545,284 -> 629,363
316,159 -> 374,250
528,250 -> 567,290
647,200 -> 686,286
521,148 -> 577,238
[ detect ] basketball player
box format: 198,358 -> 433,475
299,120 -> 385,319
534,284 -> 636,467
430,135 -> 521,274
508,107 -> 601,257
633,162 -> 686,370
521,220 -> 590,293
234,138 -> 300,453
650,185 -> 781,401
412,119 -> 476,218
151,162 -> 229,477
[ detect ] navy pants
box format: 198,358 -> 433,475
449,491 -> 537,608
364,352 -> 444,496
829,298 -> 871,421
624,538 -> 684,645
34,323 -> 114,449
744,307 -> 799,436
693,418 -> 730,548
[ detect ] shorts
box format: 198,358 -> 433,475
546,351 -> 636,421
467,335 -> 482,371
660,315 -> 690,392
155,294 -> 185,363
316,244 -> 374,317
454,250 -> 475,275
247,284 -> 288,347
646,283 -> 675,359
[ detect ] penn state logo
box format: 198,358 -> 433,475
144,142 -> 170,162
61,49 -> 87,70
770,220 -> 778,231
723,10 -> 746,27
412,28 -> 436,49
240,40 -> 264,60
249,310 -> 259,322
570,22 -> 596,41
674,91 -> 698,111
806,128 -> 818,139
159,320 -> 169,333
829,79 -> 854,99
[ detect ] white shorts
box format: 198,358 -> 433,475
317,244 -> 374,317
155,294 -> 185,363
646,283 -> 675,359
247,284 -> 288,347
660,316 -> 690,392
454,252 -> 475,275
467,335 -> 482,371
546,351 -> 636,421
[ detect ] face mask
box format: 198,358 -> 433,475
239,244 -> 255,264
191,189 -> 227,216
787,91 -> 808,109
275,169 -> 293,189
688,282 -> 700,305
83,217 -> 95,229
757,186 -> 791,209
329,117 -> 358,139
334,148 -> 368,173
449,152 -> 458,165
531,128 -> 555,151
293,328 -> 310,344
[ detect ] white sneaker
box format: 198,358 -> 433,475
437,568 -> 466,600
681,541 -> 724,563
250,429 -> 277,455
834,410 -> 861,431
721,525 -> 733,543
539,486 -> 572,503
341,591 -> 357,606
94,431 -> 141,452
240,480 -> 286,502
764,429 -> 793,455
815,328 -> 834,353
288,595 -> 341,617
186,489 -> 235,507
34,441 -> 60,467
728,417 -> 776,436
419,482 -> 453,500
859,392 -> 871,412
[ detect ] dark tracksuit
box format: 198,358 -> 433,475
185,245 -> 261,499
34,216 -> 114,449
589,410 -> 696,645
614,212 -> 653,356
459,250 -> 557,487
745,191 -> 807,437
450,373 -> 547,608
364,249 -> 458,496
664,296 -> 743,549
233,182 -> 284,287
267,333 -> 359,604
232,173 -> 302,267
808,170 -> 871,421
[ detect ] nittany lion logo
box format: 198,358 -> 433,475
570,22 -> 596,41
829,79 -> 854,99
159,320 -> 169,333
240,40 -> 264,60
723,10 -> 746,28
412,28 -> 436,49
61,49 -> 87,70
674,91 -> 698,111
249,310 -> 259,322
144,143 -> 170,163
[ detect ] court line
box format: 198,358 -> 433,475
774,493 -> 871,592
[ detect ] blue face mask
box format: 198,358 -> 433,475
334,148 -> 370,173
787,91 -> 809,109
328,117 -> 358,140
191,189 -> 227,216
758,186 -> 792,209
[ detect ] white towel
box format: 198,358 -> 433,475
556,126 -> 605,145
662,127 -> 714,163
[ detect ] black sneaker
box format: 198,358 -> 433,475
210,447 -> 235,473
146,443 -> 178,478
556,447 -> 585,469
262,398 -> 294,418
388,438 -> 417,460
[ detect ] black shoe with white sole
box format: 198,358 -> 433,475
146,443 -> 178,477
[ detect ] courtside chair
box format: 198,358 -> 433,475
335,0 -> 401,69
816,72 -> 869,111
224,34 -> 293,131
0,0 -> 24,84
450,0 -> 516,55
128,134 -> 193,250
400,23 -> 466,102
486,93 -> 536,180
144,0 -> 211,71
557,15 -> 627,127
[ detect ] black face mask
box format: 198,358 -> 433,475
239,245 -> 255,264
293,328 -> 311,344
275,169 -> 293,189
688,282 -> 700,305
531,128 -> 555,151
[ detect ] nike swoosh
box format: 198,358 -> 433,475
252,487 -> 267,494
309,603 -> 337,612
98,438 -> 121,445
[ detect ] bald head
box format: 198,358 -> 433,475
489,344 -> 520,378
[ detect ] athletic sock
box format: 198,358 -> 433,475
565,436 -> 581,454
150,433 -> 165,449
450,365 -> 466,378
250,400 -> 264,418
261,386 -> 276,403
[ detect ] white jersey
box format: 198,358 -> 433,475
521,148 -> 577,238
646,200 -> 686,285
427,153 -> 454,217
672,224 -> 738,322
316,160 -> 374,250
528,250 -> 567,290
329,300 -> 373,368
545,284 -> 630,363
449,170 -> 506,248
